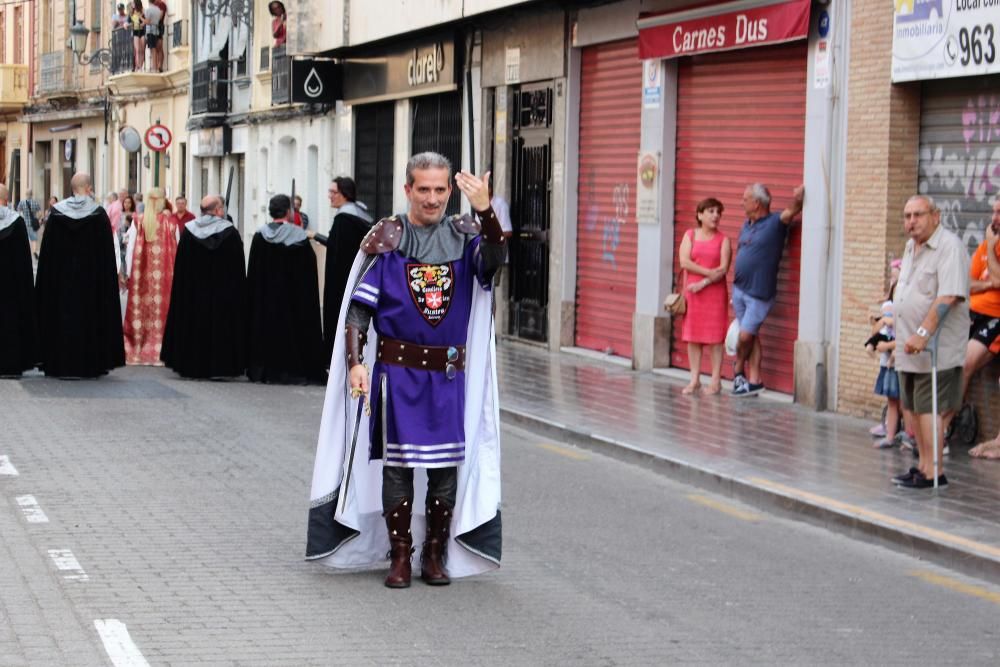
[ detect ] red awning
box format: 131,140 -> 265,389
637,0 -> 811,60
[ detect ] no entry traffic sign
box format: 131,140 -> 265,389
145,124 -> 173,152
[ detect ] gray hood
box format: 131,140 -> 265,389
186,214 -> 234,239
259,221 -> 308,246
53,195 -> 101,220
337,201 -> 373,223
0,205 -> 21,231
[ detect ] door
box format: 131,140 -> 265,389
411,91 -> 463,215
575,39 -> 642,357
354,101 -> 395,220
508,83 -> 553,342
669,41 -> 808,394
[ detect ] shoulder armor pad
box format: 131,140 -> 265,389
361,216 -> 403,254
450,213 -> 481,235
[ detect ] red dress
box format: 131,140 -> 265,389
680,228 -> 728,344
123,212 -> 178,364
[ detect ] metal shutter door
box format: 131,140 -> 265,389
575,39 -> 642,357
669,42 -> 807,394
354,102 -> 396,220
918,74 -> 1000,256
411,91 -> 463,216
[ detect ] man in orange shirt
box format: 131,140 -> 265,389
962,200 -> 1000,457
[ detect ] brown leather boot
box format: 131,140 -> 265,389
384,498 -> 413,589
420,497 -> 452,585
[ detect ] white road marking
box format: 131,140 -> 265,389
94,619 -> 151,667
0,455 -> 19,476
48,549 -> 90,582
15,495 -> 49,523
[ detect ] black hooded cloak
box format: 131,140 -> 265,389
245,223 -> 326,384
160,219 -> 247,378
35,197 -> 125,378
318,203 -> 373,364
0,210 -> 38,375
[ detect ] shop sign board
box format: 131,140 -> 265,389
637,0 -> 811,60
892,1 -> 1000,82
342,39 -> 457,104
636,152 -> 659,225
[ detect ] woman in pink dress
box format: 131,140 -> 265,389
123,188 -> 178,365
678,197 -> 731,394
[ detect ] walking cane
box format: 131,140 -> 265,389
929,310 -> 949,490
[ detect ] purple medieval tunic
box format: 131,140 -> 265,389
351,236 -> 492,468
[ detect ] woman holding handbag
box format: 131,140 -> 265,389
677,197 -> 731,395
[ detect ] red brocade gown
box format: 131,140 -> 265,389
124,212 -> 178,364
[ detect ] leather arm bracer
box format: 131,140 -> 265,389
476,206 -> 506,245
345,323 -> 367,368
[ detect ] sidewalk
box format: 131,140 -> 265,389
497,342 -> 1000,584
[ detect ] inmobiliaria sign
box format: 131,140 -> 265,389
637,0 -> 811,60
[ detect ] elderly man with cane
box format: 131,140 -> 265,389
891,195 -> 970,489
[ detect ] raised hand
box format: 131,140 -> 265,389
454,171 -> 491,213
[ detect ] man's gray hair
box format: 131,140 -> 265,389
406,151 -> 452,185
907,194 -> 939,212
748,183 -> 771,208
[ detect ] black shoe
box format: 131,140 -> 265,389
892,467 -> 919,484
898,471 -> 949,489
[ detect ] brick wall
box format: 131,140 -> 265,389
837,0 -> 920,418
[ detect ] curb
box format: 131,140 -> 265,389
501,407 -> 1000,586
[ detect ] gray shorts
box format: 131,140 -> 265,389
732,286 -> 774,336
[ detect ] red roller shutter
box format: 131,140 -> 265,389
575,39 -> 643,357
669,42 -> 807,394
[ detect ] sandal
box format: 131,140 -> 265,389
681,383 -> 701,395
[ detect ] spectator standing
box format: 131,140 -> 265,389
144,0 -> 165,72
957,202 -> 1000,408
731,182 -> 804,397
173,195 -> 196,225
15,189 -> 41,258
135,192 -> 144,214
269,2 -> 287,47
115,195 -> 139,321
130,1 -> 145,71
293,195 -> 309,230
111,3 -> 129,30
868,259 -> 901,448
309,176 -> 373,364
891,195 -> 970,489
678,197 -> 732,395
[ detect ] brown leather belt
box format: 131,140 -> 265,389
377,337 -> 466,375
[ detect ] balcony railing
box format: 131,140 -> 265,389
271,45 -> 290,105
38,50 -> 73,94
192,59 -> 228,114
110,27 -> 134,75
0,64 -> 29,108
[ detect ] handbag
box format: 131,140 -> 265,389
664,269 -> 687,316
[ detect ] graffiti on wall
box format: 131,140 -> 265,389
601,183 -> 629,269
919,93 -> 1000,254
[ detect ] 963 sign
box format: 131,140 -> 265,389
892,2 -> 1000,82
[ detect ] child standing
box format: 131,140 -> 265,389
870,259 -> 901,448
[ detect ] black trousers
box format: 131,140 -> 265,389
382,466 -> 457,513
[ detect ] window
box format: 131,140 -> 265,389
14,6 -> 23,64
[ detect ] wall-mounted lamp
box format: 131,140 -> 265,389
143,153 -> 150,169
164,152 -> 171,168
69,22 -> 112,71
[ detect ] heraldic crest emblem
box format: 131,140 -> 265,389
407,263 -> 454,326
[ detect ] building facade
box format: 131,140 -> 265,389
0,1 -> 31,204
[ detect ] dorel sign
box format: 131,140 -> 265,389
892,0 -> 1000,82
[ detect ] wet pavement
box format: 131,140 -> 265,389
497,341 -> 1000,583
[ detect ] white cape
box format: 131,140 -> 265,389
306,249 -> 502,578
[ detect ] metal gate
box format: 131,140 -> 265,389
918,74 -> 1000,256
411,91 -> 463,215
508,83 -> 553,342
354,101 -> 396,220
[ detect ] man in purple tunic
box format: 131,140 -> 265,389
343,152 -> 506,588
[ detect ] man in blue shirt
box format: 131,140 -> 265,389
731,183 -> 804,397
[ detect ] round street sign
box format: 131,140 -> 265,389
145,124 -> 173,152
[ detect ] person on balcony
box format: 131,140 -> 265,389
129,1 -> 145,71
144,0 -> 165,73
269,2 -> 287,48
111,4 -> 129,30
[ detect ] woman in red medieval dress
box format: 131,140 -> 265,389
123,188 -> 178,365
